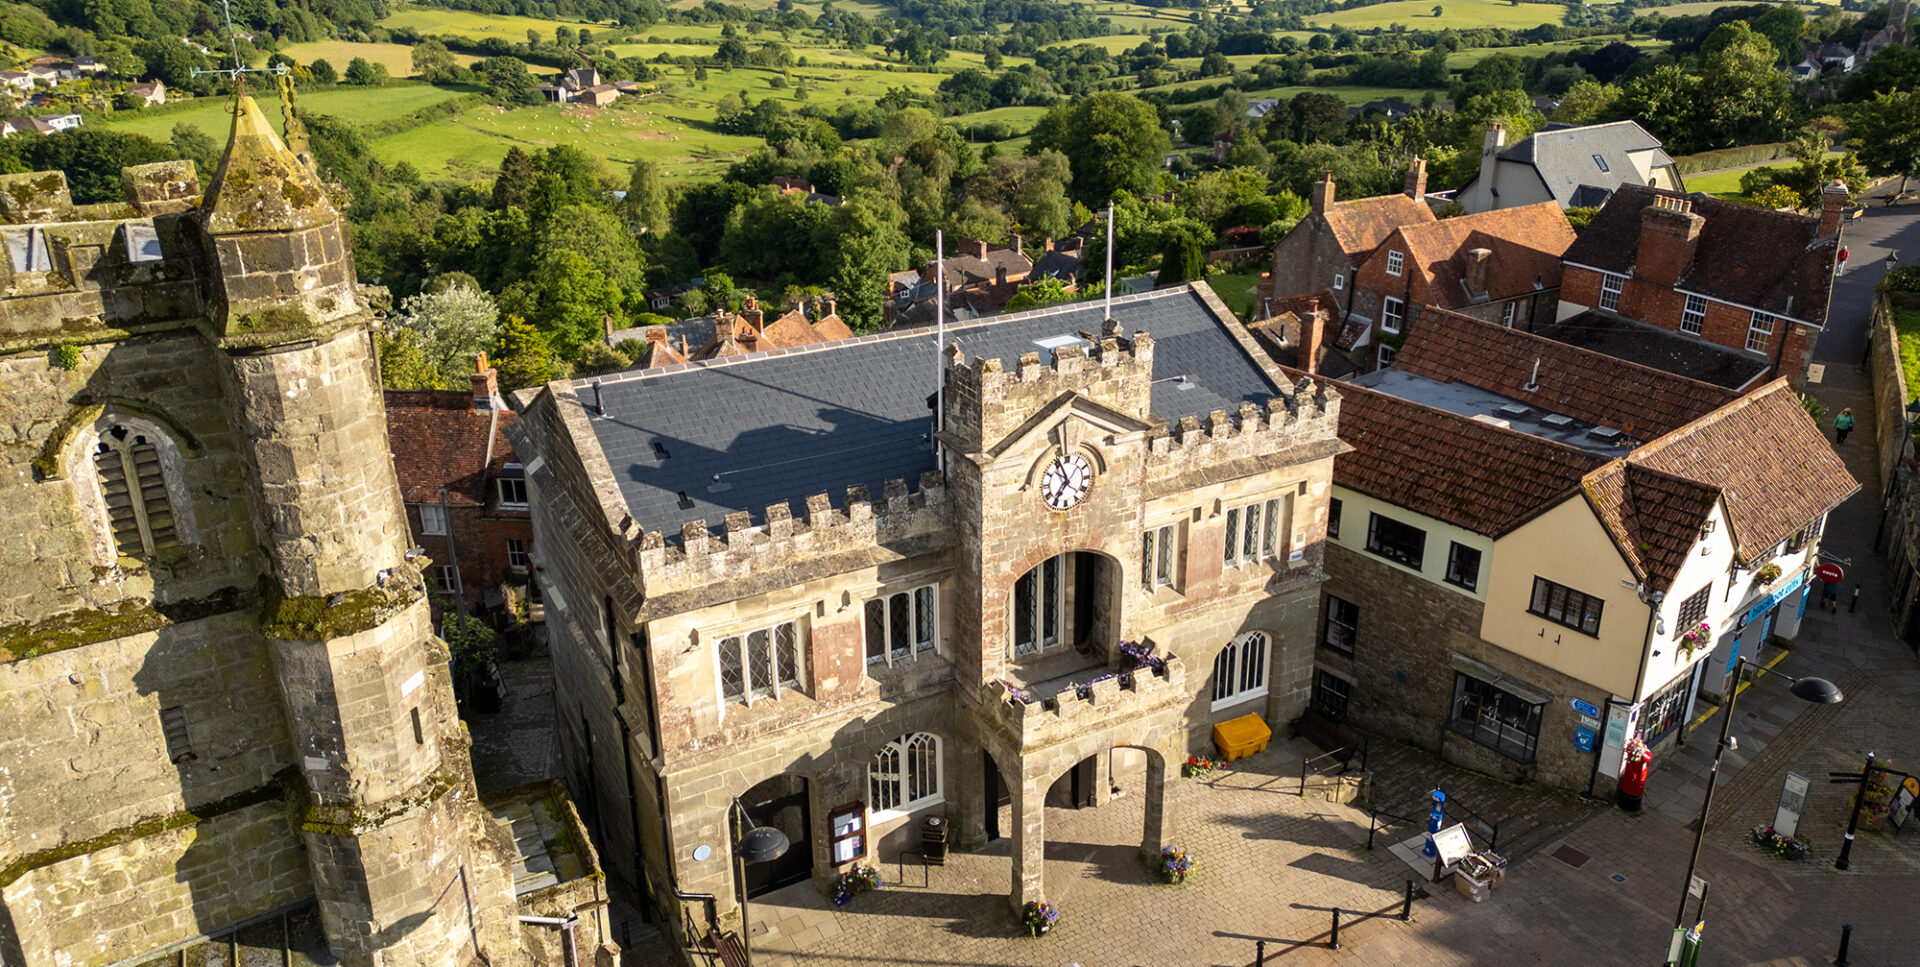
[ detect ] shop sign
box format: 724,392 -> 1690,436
1570,697 -> 1600,717
1744,570 -> 1807,625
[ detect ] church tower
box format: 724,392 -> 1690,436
200,95 -> 523,967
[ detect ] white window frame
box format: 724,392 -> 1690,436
1745,311 -> 1775,353
1210,630 -> 1270,710
497,464 -> 529,510
419,502 -> 448,536
431,564 -> 459,594
869,732 -> 943,822
1377,344 -> 1397,368
1224,497 -> 1287,568
1501,300 -> 1518,327
1142,523 -> 1180,591
1332,273 -> 1345,291
1385,250 -> 1404,277
507,538 -> 529,572
717,619 -> 806,706
1381,297 -> 1404,333
864,584 -> 938,666
1010,555 -> 1065,657
1599,273 -> 1625,311
1682,293 -> 1706,335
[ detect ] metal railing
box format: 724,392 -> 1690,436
1247,881 -> 1420,963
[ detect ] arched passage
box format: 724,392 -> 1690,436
1007,733 -> 1178,911
736,773 -> 812,898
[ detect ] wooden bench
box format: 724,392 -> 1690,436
1290,708 -> 1363,770
708,926 -> 749,967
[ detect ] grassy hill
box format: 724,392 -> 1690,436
1305,0 -> 1568,30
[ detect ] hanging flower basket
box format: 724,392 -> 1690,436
1752,563 -> 1784,586
1160,845 -> 1194,884
1678,621 -> 1712,661
1853,760 -> 1897,832
1020,900 -> 1059,937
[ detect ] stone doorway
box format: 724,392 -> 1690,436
739,774 -> 812,898
985,750 -> 1012,842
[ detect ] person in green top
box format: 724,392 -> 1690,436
1834,407 -> 1854,445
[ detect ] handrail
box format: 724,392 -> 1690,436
672,889 -> 720,936
1441,795 -> 1501,851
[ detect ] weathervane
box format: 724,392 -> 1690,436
190,0 -> 289,87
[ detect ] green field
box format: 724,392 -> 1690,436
281,40 -> 480,77
1444,36 -> 1661,66
1305,0 -> 1566,30
1641,1 -> 1823,15
378,7 -> 612,41
100,85 -> 465,142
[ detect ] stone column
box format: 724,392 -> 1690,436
1090,750 -> 1115,807
1138,748 -> 1172,862
951,734 -> 987,851
1009,768 -> 1046,913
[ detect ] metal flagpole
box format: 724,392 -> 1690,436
934,229 -> 945,456
1103,201 -> 1115,321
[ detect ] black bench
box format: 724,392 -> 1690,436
707,926 -> 749,967
1290,708 -> 1363,770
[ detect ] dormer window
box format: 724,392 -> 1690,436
1385,250 -> 1404,277
94,425 -> 178,560
497,463 -> 528,509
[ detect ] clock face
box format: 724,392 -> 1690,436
1040,453 -> 1093,510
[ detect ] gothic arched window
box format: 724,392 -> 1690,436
93,424 -> 178,560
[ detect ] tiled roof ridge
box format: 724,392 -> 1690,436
1625,376 -> 1795,459
1410,305 -> 1737,399
566,285 -> 1214,390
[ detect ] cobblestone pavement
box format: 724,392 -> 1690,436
468,651 -> 560,795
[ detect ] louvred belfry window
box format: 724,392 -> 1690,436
94,425 -> 177,560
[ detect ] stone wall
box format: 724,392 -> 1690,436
1,800 -> 311,966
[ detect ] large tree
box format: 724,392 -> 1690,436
627,160 -> 671,234
1027,92 -> 1170,206
1847,91 -> 1920,195
391,284 -> 500,386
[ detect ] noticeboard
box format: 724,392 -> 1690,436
1774,772 -> 1810,839
1432,823 -> 1473,866
1891,778 -> 1919,832
828,801 -> 867,866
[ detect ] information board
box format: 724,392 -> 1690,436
828,801 -> 866,866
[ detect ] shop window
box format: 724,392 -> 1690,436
1448,673 -> 1542,762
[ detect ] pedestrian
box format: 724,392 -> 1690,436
1837,246 -> 1849,275
1834,407 -> 1854,445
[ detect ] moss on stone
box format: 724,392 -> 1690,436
299,771 -> 459,836
260,579 -> 421,642
0,586 -> 254,663
31,396 -> 204,481
0,767 -> 297,888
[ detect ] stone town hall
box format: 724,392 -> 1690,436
512,284 -> 1346,939
0,95 -> 610,966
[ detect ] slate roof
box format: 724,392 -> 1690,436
1489,121 -> 1677,208
608,317 -> 710,357
1582,461 -> 1722,590
1318,377 -> 1605,536
1321,193 -> 1436,257
384,390 -> 518,507
1393,306 -> 1737,440
1031,250 -> 1087,284
577,285 -> 1282,536
1626,380 -> 1858,565
1533,310 -> 1773,391
1379,201 -> 1574,307
1561,184 -> 1841,325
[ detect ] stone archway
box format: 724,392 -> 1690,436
1007,730 -> 1181,912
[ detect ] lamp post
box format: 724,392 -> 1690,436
731,798 -> 791,967
1665,657 -> 1843,965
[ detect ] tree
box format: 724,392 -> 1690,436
492,316 -> 561,390
539,203 -> 646,292
493,147 -> 536,211
309,58 -> 337,84
527,250 -> 626,359
391,284 -> 500,386
1846,91 -> 1920,196
1004,276 -> 1076,313
1552,80 -> 1622,127
627,160 -> 671,233
1432,4 -> 1443,16
412,38 -> 456,80
1693,22 -> 1795,149
480,56 -> 542,105
170,122 -> 220,175
1027,92 -> 1170,206
344,57 -> 387,86
1155,218 -> 1211,287
375,329 -> 440,389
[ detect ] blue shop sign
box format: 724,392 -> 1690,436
1743,570 -> 1807,626
1570,698 -> 1600,718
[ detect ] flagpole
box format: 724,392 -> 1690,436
1103,200 -> 1115,321
934,229 -> 945,456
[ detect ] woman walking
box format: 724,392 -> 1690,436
1834,407 -> 1854,445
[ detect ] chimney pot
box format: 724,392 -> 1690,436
1311,171 -> 1335,216
471,355 -> 500,411
1634,195 -> 1705,287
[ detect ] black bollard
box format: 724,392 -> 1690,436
1402,879 -> 1415,921
1256,939 -> 1267,967
1836,924 -> 1853,966
1330,907 -> 1342,951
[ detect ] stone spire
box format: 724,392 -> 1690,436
200,94 -> 337,236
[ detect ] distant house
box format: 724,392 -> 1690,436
1860,0 -> 1910,62
1,116 -> 56,137
1264,164 -> 1437,307
45,114 -> 81,132
128,80 -> 166,107
1815,43 -> 1857,72
769,177 -> 844,207
561,67 -> 601,92
0,71 -> 31,93
1455,120 -> 1685,213
1353,100 -> 1416,119
73,57 -> 106,75
1789,58 -> 1822,81
536,83 -> 567,103
613,79 -> 640,92
617,296 -> 855,366
1245,98 -> 1281,118
577,83 -> 619,106
24,64 -> 60,87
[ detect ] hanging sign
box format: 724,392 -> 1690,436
1817,563 -> 1845,584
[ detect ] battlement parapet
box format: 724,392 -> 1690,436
634,471 -> 948,594
984,654 -> 1188,752
1146,377 -> 1341,472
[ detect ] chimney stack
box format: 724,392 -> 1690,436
1298,301 -> 1325,374
1482,123 -> 1506,207
1009,233 -> 1023,257
1405,156 -> 1428,201
963,238 -> 988,259
1044,237 -> 1055,253
471,352 -> 500,412
603,314 -> 615,342
1311,171 -> 1335,216
820,296 -> 837,318
996,265 -> 1008,287
1634,194 -> 1704,288
1819,180 -> 1849,236
644,326 -> 667,344
740,295 -> 764,330
1464,247 -> 1492,295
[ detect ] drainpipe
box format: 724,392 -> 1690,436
439,487 -> 467,618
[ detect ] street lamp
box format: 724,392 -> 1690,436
731,798 -> 791,966
1665,656 -> 1842,964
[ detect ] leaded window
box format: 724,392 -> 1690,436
1211,631 -> 1270,709
864,585 -> 938,666
869,732 -> 942,817
718,619 -> 804,705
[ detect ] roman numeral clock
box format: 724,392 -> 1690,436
1039,451 -> 1092,510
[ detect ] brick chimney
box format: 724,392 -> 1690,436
1482,123 -> 1506,207
1634,194 -> 1705,287
1463,247 -> 1492,294
1009,233 -> 1023,257
713,312 -> 735,347
995,265 -> 1008,287
1311,171 -> 1335,215
644,326 -> 668,344
1818,180 -> 1849,236
1298,299 -> 1325,373
1405,156 -> 1428,201
471,352 -> 500,411
1044,237 -> 1055,253
740,294 -> 764,330
602,315 -> 615,342
962,238 -> 988,259
819,296 -> 837,317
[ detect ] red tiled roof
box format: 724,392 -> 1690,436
759,309 -> 828,348
1316,375 -> 1607,536
812,315 -> 855,341
1393,306 -> 1737,440
383,390 -> 518,507
1321,193 -> 1436,256
1626,380 -> 1858,565
1582,461 -> 1721,590
1386,202 -> 1574,308
633,338 -> 689,369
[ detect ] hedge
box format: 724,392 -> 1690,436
1671,142 -> 1795,175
